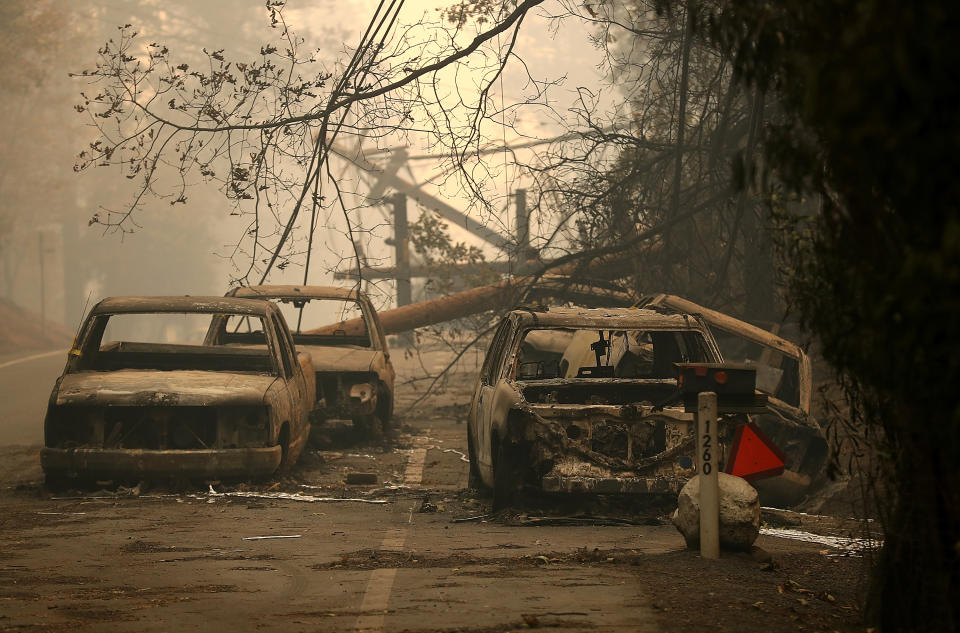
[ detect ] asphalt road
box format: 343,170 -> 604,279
0,348 -> 867,632
0,348 -> 67,446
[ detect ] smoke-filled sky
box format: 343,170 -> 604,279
0,1 -> 609,326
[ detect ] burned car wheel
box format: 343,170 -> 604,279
277,423 -> 294,475
376,384 -> 394,436
44,472 -> 81,493
352,414 -> 385,442
493,440 -> 524,510
467,423 -> 484,490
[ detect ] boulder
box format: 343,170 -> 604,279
671,473 -> 760,551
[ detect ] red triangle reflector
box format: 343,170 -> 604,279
725,422 -> 787,481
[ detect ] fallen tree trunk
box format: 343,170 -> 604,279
373,278 -> 523,335
310,266 -> 637,336
310,278 -> 524,337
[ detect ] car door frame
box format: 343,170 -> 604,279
470,317 -> 517,479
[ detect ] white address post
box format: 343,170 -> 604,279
698,391 -> 720,559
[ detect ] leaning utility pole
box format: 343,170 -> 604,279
391,193 -> 414,346
515,188 -> 530,261
391,193 -> 412,309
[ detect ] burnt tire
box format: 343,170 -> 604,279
492,440 -> 522,510
376,385 -> 394,436
44,472 -> 76,493
466,423 -> 484,490
277,423 -> 293,475
307,414 -> 328,449
352,414 -> 385,443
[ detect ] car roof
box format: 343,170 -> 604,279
509,306 -> 708,330
91,296 -> 276,316
228,285 -> 366,301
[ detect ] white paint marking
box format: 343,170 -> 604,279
379,528 -> 407,552
353,445 -> 425,631
0,349 -> 64,371
354,568 -> 398,631
402,447 -> 428,488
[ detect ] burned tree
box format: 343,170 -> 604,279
536,0 -> 778,322
73,0 -> 546,288
711,1 -> 960,630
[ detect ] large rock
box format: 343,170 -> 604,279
671,473 -> 760,551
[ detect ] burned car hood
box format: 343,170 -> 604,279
299,345 -> 377,373
55,370 -> 278,407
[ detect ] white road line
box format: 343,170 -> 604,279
354,568 -> 399,631
379,528 -> 407,552
0,349 -> 65,371
402,447 -> 428,488
354,447 -> 425,631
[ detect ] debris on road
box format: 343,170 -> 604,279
759,527 -> 880,556
205,488 -> 388,504
504,514 -> 648,527
441,448 -> 470,463
241,535 -> 302,541
345,472 -> 379,485
450,514 -> 491,523
521,614 -> 540,628
417,497 -> 438,513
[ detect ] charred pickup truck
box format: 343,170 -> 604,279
468,303 -> 826,507
41,297 -> 314,484
214,286 -> 395,437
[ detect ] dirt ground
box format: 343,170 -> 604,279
0,346 -> 873,632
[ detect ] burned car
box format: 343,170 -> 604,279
42,297 -> 314,484
468,303 -> 827,508
214,285 -> 395,436
467,306 -> 723,507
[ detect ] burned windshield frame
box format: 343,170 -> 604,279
513,327 -> 712,381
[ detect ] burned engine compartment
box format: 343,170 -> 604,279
45,405 -> 270,451
504,375 -> 710,494
504,400 -> 702,494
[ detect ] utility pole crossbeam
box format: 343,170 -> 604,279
331,143 -> 511,251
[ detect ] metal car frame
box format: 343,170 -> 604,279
468,306 -> 725,506
41,296 -> 314,482
219,285 -> 395,433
